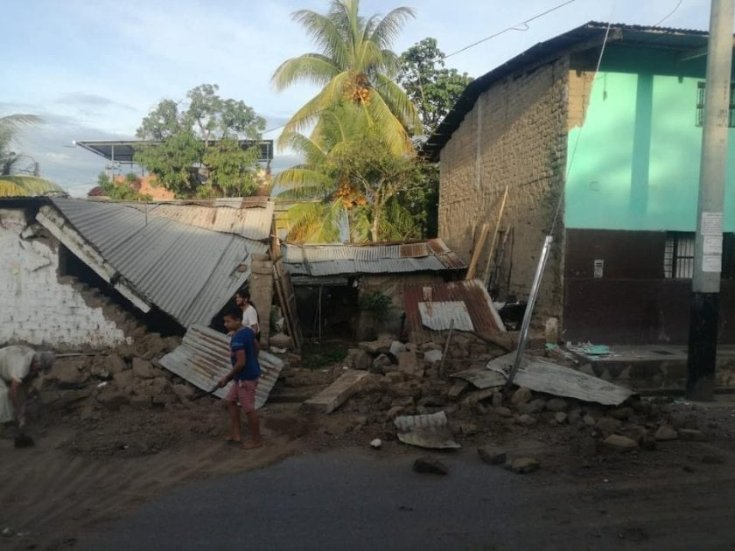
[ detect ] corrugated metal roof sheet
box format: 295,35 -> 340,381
45,198 -> 265,328
418,301 -> 474,332
158,324 -> 285,410
424,21 -> 711,160
282,238 -> 466,278
404,279 -> 505,338
141,201 -> 273,241
394,411 -> 461,449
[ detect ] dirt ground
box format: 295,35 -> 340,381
1,349 -> 735,550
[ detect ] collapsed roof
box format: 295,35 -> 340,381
36,197 -> 272,328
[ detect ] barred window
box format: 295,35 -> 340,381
696,81 -> 735,127
665,232 -> 735,278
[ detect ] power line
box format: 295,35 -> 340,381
445,0 -> 578,59
653,0 -> 685,27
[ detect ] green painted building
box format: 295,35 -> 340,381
427,22 -> 735,345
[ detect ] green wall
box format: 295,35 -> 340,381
565,70 -> 735,231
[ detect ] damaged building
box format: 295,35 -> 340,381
0,196 -> 274,350
425,22 -> 735,344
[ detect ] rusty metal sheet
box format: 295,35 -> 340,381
404,279 -> 505,337
394,411 -> 461,449
486,352 -> 634,406
158,325 -> 284,409
418,301 -> 474,331
281,238 -> 466,278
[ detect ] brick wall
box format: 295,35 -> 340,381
0,209 -> 128,349
438,58 -> 569,319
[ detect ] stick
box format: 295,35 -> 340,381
192,384 -> 220,401
465,223 -> 490,280
482,186 -> 509,287
438,319 -> 455,379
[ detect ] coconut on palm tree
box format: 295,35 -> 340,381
272,0 -> 419,154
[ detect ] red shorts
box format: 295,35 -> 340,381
225,379 -> 258,413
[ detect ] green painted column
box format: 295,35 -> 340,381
630,73 -> 653,221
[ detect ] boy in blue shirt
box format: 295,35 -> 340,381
218,307 -> 262,449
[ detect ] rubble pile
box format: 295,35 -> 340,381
326,334 -> 705,455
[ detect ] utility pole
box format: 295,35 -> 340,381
687,0 -> 734,401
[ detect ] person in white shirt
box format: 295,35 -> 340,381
235,288 -> 260,337
0,346 -> 55,427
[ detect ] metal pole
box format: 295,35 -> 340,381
687,0 -> 734,401
506,235 -> 553,386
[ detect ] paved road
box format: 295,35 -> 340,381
80,448 -> 735,551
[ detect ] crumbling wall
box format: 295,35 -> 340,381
0,209 -> 127,349
438,57 -> 569,319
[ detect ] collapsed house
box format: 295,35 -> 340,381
424,22 -> 735,344
0,196 -> 274,349
279,239 -> 467,340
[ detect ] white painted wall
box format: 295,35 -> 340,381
0,209 -> 127,349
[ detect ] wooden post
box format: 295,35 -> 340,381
438,319 -> 455,379
482,186 -> 509,287
465,223 -> 490,280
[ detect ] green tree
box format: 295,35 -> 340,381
0,114 -> 42,176
397,37 -> 473,136
97,172 -> 152,201
134,84 -> 266,198
272,0 -> 419,154
276,104 -> 421,243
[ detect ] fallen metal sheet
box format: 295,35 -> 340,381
486,352 -> 634,406
418,300 -> 474,332
394,411 -> 461,449
158,324 -> 284,409
451,368 -> 506,389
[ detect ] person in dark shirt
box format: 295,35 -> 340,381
217,308 -> 262,449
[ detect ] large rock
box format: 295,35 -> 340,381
359,339 -> 393,355
518,398 -> 546,414
545,398 -> 568,412
655,425 -> 679,441
114,369 -> 134,388
595,417 -> 623,437
509,457 -> 540,474
511,387 -> 532,405
389,341 -> 407,355
413,457 -> 449,475
172,383 -> 195,402
516,414 -> 537,426
477,446 -> 507,465
603,434 -> 638,452
346,348 -> 372,371
423,350 -> 443,364
50,361 -> 89,386
554,412 -> 568,424
269,332 -> 294,350
132,358 -> 157,380
106,354 -> 128,375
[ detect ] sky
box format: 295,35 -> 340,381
0,0 -> 712,196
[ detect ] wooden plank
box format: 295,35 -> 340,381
465,223 -> 490,280
482,186 -> 509,287
485,352 -> 634,406
302,370 -> 370,414
272,258 -> 303,351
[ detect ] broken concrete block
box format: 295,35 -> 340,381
359,339 -> 392,355
516,414 -> 537,426
370,438 -> 382,449
132,358 -> 157,380
554,412 -> 568,424
621,424 -> 648,444
509,457 -> 540,474
448,381 -> 469,401
269,332 -> 294,350
595,417 -> 622,437
495,406 -> 513,418
545,398 -> 568,412
567,408 -> 582,425
390,341 -> 407,355
603,434 -> 638,452
518,398 -> 546,414
107,354 -> 127,374
302,370 -> 370,414
423,349 -> 443,364
477,446 -> 507,465
347,348 -> 372,371
654,425 -> 679,441
511,387 -> 532,405
413,457 -> 449,475
582,414 -> 596,427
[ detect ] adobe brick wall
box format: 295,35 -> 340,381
0,208 -> 128,349
438,57 -> 569,320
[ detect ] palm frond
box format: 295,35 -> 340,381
285,201 -> 342,243
369,7 -> 415,50
374,73 -> 421,132
291,8 -> 350,69
271,53 -> 340,90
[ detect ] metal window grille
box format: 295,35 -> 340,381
696,81 -> 735,127
664,232 -> 695,279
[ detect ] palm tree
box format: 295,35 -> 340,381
272,0 -> 419,154
0,114 -> 42,176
